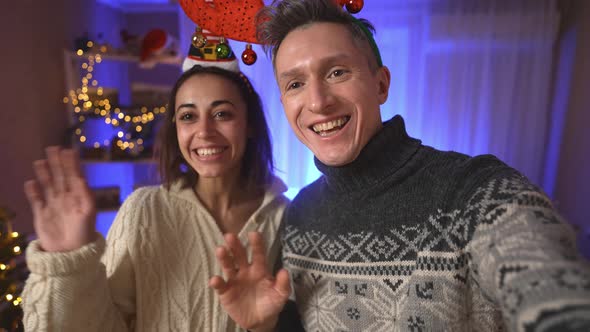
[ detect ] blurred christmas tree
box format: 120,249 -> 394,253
0,207 -> 29,332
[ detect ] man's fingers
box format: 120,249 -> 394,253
249,232 -> 268,270
216,246 -> 238,279
274,269 -> 292,299
46,146 -> 67,193
209,275 -> 229,294
225,233 -> 248,268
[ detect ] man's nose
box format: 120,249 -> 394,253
306,81 -> 335,114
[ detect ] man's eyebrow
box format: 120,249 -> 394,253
278,53 -> 353,81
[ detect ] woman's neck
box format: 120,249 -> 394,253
194,174 -> 263,234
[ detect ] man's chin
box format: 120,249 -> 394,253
314,151 -> 357,167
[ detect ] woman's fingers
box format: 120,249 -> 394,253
24,180 -> 44,215
46,146 -> 67,193
61,148 -> 83,178
33,159 -> 54,196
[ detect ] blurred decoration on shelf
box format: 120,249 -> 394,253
0,207 -> 29,332
140,29 -> 179,68
93,186 -> 121,211
64,42 -> 169,161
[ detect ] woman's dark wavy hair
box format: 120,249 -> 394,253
256,0 -> 380,70
155,65 -> 274,190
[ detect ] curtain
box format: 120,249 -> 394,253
178,0 -> 561,196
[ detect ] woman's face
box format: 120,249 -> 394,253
174,74 -> 249,180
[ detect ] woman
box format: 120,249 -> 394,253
21,65 -> 289,331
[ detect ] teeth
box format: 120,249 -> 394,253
196,147 -> 224,156
312,117 -> 349,134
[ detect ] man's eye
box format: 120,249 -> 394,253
288,82 -> 303,90
330,69 -> 346,78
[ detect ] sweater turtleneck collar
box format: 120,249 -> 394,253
314,115 -> 421,193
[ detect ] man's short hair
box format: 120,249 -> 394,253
256,0 -> 382,71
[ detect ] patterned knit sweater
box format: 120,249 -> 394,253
282,116 -> 590,332
22,178 -> 289,332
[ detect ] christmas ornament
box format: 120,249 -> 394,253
191,27 -> 207,48
241,44 -> 257,66
345,0 -> 364,14
215,37 -> 231,59
179,0 -> 263,66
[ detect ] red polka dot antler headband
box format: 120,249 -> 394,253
178,0 -> 263,67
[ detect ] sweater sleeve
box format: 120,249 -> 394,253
22,193 -> 140,332
464,174 -> 590,332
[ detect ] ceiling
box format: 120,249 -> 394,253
97,0 -> 179,12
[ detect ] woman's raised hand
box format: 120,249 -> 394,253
210,232 -> 291,332
24,147 -> 97,252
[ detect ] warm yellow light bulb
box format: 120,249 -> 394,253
80,136 -> 87,143
75,128 -> 82,135
117,131 -> 124,138
137,138 -> 144,145
6,294 -> 13,301
118,113 -> 124,119
76,49 -> 83,56
11,232 -> 18,238
0,264 -> 6,270
87,41 -> 94,48
63,97 -> 69,104
136,125 -> 142,132
124,115 -> 131,122
105,118 -> 111,124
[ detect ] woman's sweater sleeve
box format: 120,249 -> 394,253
22,194 -> 140,332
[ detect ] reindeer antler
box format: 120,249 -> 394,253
178,0 -> 265,43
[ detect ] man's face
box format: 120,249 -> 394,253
275,22 -> 390,166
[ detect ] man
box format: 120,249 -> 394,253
209,0 -> 590,331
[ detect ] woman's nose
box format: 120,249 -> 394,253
196,118 -> 215,138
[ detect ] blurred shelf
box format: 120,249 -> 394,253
64,49 -> 182,66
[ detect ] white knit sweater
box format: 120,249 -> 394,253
22,179 -> 289,332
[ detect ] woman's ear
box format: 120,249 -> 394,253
376,66 -> 391,105
247,126 -> 255,138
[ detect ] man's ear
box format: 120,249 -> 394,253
376,66 -> 391,105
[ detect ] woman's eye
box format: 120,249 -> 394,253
179,113 -> 193,121
213,111 -> 232,119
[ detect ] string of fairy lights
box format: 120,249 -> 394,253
0,230 -> 23,308
63,40 -> 167,155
